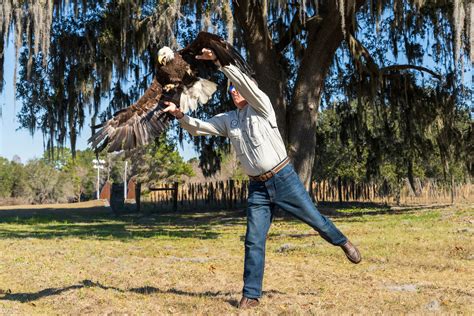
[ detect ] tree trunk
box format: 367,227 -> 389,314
288,4 -> 344,189
232,0 -> 288,139
233,0 -> 364,190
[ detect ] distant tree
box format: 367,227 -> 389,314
11,155 -> 21,164
314,107 -> 367,183
62,149 -> 97,201
22,159 -> 76,203
0,157 -> 14,198
127,136 -> 194,185
22,159 -> 57,203
315,84 -> 472,194
9,159 -> 28,198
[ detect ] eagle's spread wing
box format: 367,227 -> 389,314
180,31 -> 254,78
88,78 -> 173,152
89,49 -> 218,153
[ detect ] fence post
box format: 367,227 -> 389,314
451,174 -> 455,204
135,182 -> 141,212
229,179 -> 234,209
338,176 -> 342,203
173,182 -> 179,212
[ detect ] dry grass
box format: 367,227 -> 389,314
0,201 -> 473,314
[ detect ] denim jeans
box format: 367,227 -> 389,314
242,163 -> 348,299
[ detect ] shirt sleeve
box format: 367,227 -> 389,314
177,114 -> 227,137
221,64 -> 274,118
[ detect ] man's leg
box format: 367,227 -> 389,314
271,167 -> 361,263
242,181 -> 274,299
271,164 -> 347,246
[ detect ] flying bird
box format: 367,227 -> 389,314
89,32 -> 253,153
89,46 -> 217,153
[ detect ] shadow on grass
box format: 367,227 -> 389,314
0,205 -> 246,240
0,279 -> 285,305
0,200 -> 443,240
315,201 -> 450,224
298,201 -> 448,219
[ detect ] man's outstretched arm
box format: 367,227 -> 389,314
163,101 -> 227,137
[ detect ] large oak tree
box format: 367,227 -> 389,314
1,0 -> 472,188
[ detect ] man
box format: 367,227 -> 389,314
163,48 -> 361,309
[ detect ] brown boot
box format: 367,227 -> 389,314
238,296 -> 260,309
341,240 -> 362,264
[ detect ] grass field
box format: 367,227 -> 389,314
0,201 -> 472,314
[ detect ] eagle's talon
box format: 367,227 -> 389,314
164,84 -> 176,92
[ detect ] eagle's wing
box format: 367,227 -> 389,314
179,31 -> 254,78
88,78 -> 172,152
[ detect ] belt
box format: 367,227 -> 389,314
249,157 -> 290,182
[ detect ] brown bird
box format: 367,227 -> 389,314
89,32 -> 253,153
89,46 -> 217,153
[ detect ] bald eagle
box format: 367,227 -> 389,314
89,32 -> 252,153
88,47 -> 217,153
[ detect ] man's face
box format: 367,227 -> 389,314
229,84 -> 247,109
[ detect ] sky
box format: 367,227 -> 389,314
0,37 -> 198,163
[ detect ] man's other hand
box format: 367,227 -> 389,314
196,48 -> 220,66
163,101 -> 184,119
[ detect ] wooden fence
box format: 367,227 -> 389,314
140,179 -> 473,212
312,179 -> 473,205
143,179 -> 249,212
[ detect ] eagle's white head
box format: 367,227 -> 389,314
158,46 -> 174,65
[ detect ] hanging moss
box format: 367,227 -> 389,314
339,0 -> 346,38
454,0 -> 465,62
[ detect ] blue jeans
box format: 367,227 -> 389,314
243,164 -> 348,299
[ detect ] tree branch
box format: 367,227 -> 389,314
275,10 -> 305,52
306,15 -> 324,31
380,65 -> 442,80
347,32 -> 380,75
347,33 -> 441,80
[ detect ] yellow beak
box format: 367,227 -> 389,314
158,56 -> 165,65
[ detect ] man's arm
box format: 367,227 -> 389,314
221,64 -> 274,118
163,101 -> 227,137
196,48 -> 274,118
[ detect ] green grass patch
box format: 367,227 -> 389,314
0,202 -> 472,314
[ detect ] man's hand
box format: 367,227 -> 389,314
163,101 -> 184,119
196,48 -> 220,66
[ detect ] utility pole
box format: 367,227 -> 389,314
92,159 -> 106,200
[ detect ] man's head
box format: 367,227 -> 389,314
228,83 -> 248,109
